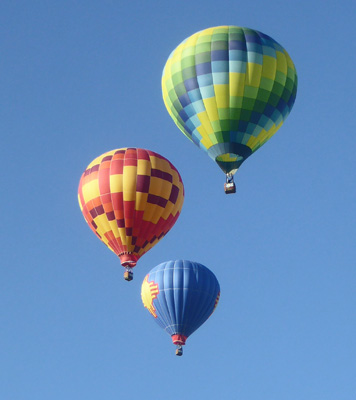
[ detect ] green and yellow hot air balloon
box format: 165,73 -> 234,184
162,26 -> 297,194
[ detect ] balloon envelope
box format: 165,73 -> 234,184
78,148 -> 184,275
162,26 -> 298,176
141,260 -> 220,353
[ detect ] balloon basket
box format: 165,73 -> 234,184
224,182 -> 236,194
224,174 -> 236,194
124,269 -> 133,281
175,345 -> 183,356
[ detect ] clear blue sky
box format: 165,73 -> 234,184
1,1 -> 356,399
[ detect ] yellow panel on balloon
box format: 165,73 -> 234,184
214,85 -> 229,109
123,166 -> 137,202
246,63 -> 262,87
202,98 -> 219,122
229,73 -> 245,97
82,180 -> 100,203
261,56 -> 277,79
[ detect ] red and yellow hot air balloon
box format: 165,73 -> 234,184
78,148 -> 184,281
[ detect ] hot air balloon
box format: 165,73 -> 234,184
162,26 -> 298,194
78,148 -> 184,281
141,260 -> 220,356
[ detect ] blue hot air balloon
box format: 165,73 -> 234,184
141,260 -> 220,356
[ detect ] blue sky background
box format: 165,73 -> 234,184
1,0 -> 356,399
